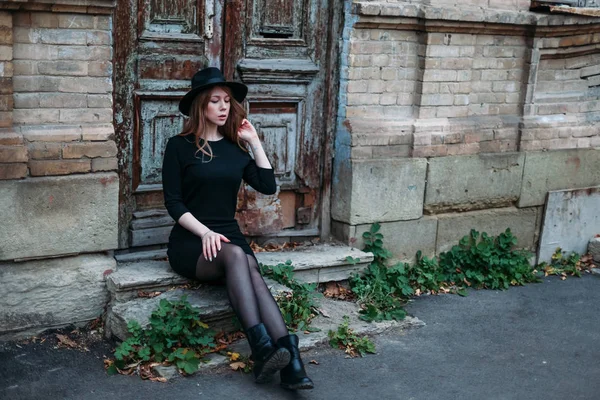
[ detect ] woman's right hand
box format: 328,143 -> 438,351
202,230 -> 230,261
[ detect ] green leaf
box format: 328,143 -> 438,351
106,364 -> 118,376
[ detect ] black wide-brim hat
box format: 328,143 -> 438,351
179,67 -> 248,116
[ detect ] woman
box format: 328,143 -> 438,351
161,67 -> 313,390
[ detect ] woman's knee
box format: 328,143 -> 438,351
220,243 -> 250,268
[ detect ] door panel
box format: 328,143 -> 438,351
228,0 -> 331,237
115,0 -> 221,248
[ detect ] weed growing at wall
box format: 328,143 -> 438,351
538,248 -> 594,278
350,223 -> 541,322
260,261 -> 321,332
107,296 -> 216,376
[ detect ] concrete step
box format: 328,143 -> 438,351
107,260 -> 190,302
104,244 -> 373,341
107,244 -> 373,302
255,244 -> 373,283
105,283 -> 289,341
106,287 -> 232,341
113,248 -> 167,263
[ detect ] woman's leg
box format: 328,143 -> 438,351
194,243 -> 290,383
194,242 -> 260,329
246,255 -> 289,341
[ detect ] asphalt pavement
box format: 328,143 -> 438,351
1,274 -> 599,400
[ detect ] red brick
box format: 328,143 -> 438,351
0,94 -> 13,111
0,111 -> 11,127
62,141 -> 117,159
0,128 -> 23,145
0,78 -> 11,95
29,159 -> 90,176
0,145 -> 28,163
91,157 -> 117,172
0,163 -> 27,180
28,142 -> 62,160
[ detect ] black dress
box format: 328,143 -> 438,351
161,134 -> 277,279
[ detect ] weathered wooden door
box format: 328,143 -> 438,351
225,0 -> 337,241
115,0 -> 337,249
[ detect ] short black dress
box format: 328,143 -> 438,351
161,135 -> 277,279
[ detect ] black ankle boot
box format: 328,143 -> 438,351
245,323 -> 291,383
276,334 -> 314,390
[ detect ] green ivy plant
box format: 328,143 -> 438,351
350,224 -> 541,323
438,228 -> 539,290
109,295 -> 216,376
260,260 -> 321,332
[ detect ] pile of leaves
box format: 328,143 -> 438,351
106,295 -> 217,378
350,224 -> 541,322
260,261 -> 321,332
328,316 -> 376,358
538,248 -> 595,279
250,241 -> 303,253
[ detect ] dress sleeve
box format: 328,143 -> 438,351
243,158 -> 277,195
162,138 -> 190,222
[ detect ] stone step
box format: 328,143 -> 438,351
113,249 -> 167,263
105,287 -> 232,341
105,282 -> 289,341
107,260 -> 190,302
255,244 -> 373,283
107,244 -> 373,303
104,244 -> 373,340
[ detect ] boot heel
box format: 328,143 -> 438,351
254,347 -> 290,383
276,334 -> 314,390
245,323 -> 291,384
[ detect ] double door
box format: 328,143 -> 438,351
114,0 -> 337,249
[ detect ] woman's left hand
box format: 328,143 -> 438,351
237,119 -> 259,143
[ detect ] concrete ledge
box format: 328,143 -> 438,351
333,217 -> 438,263
0,253 -> 114,341
255,244 -> 374,283
0,172 -> 118,261
436,207 -> 538,254
425,153 -> 524,213
519,149 -> 600,208
353,1 -> 600,26
332,158 -> 427,225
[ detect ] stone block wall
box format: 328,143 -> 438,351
332,1 -> 600,264
0,0 -> 117,340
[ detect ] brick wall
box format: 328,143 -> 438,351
0,10 -> 116,179
343,2 -> 600,158
346,29 -> 419,121
520,34 -> 600,151
332,1 -> 600,265
0,11 -> 12,129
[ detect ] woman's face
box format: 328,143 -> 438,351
205,86 -> 230,127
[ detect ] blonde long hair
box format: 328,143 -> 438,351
179,85 -> 248,159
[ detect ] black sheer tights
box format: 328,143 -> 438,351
194,242 -> 288,341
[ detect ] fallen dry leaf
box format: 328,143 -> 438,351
249,240 -> 302,253
230,361 -> 246,371
317,308 -> 331,318
138,290 -> 162,298
56,334 -> 78,349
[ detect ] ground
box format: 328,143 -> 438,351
1,274 -> 599,400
